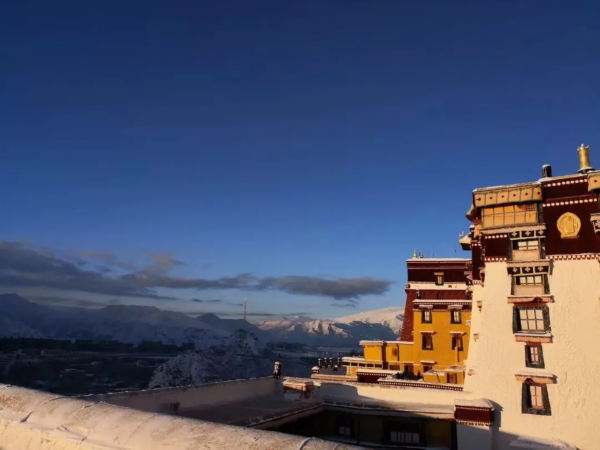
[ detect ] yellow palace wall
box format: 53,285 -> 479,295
355,308 -> 471,383
363,344 -> 384,362
411,308 -> 471,370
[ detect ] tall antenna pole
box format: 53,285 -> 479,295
243,298 -> 247,323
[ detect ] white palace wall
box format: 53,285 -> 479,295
464,260 -> 600,450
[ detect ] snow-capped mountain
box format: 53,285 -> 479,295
334,307 -> 405,334
0,294 -> 404,347
253,307 -> 404,346
148,329 -> 310,388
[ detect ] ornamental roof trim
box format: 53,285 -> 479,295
473,181 -> 541,193
506,259 -> 551,268
414,299 -> 471,305
406,258 -> 470,262
480,224 -> 546,235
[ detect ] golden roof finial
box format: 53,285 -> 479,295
577,143 -> 594,174
413,249 -> 418,259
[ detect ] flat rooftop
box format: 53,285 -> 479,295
175,390 -> 457,428
176,395 -> 323,427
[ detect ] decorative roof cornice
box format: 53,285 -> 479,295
377,378 -> 464,391
414,299 -> 471,306
548,253 -> 600,260
480,224 -> 546,235
506,260 -> 550,275
543,176 -> 587,187
543,196 -> 596,207
589,172 -> 600,191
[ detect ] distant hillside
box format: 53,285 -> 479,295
0,294 -> 248,348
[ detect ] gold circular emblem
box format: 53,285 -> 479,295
557,212 -> 581,239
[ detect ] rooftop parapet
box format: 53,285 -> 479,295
0,383 -> 359,450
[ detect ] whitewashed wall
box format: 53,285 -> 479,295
464,261 -> 600,450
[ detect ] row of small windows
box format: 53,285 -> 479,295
481,204 -> 538,228
515,305 -> 550,415
516,275 -> 544,286
342,362 -> 383,368
421,335 -> 463,351
513,274 -> 549,295
337,416 -> 423,444
421,310 -> 462,324
486,233 -> 551,417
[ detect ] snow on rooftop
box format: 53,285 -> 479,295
406,257 -> 470,262
473,180 -> 541,192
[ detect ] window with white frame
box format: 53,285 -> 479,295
529,346 -> 540,363
519,308 -> 545,332
525,344 -> 545,368
522,381 -> 551,415
522,380 -> 552,416
529,385 -> 544,409
513,239 -> 539,250
451,310 -> 462,324
422,310 -> 432,323
516,275 -> 543,286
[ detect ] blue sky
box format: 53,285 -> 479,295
1,1 -> 599,318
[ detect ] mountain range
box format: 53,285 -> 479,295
0,294 -> 404,347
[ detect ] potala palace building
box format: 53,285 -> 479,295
1,146 -> 599,449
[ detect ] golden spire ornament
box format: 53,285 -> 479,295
577,143 -> 594,174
